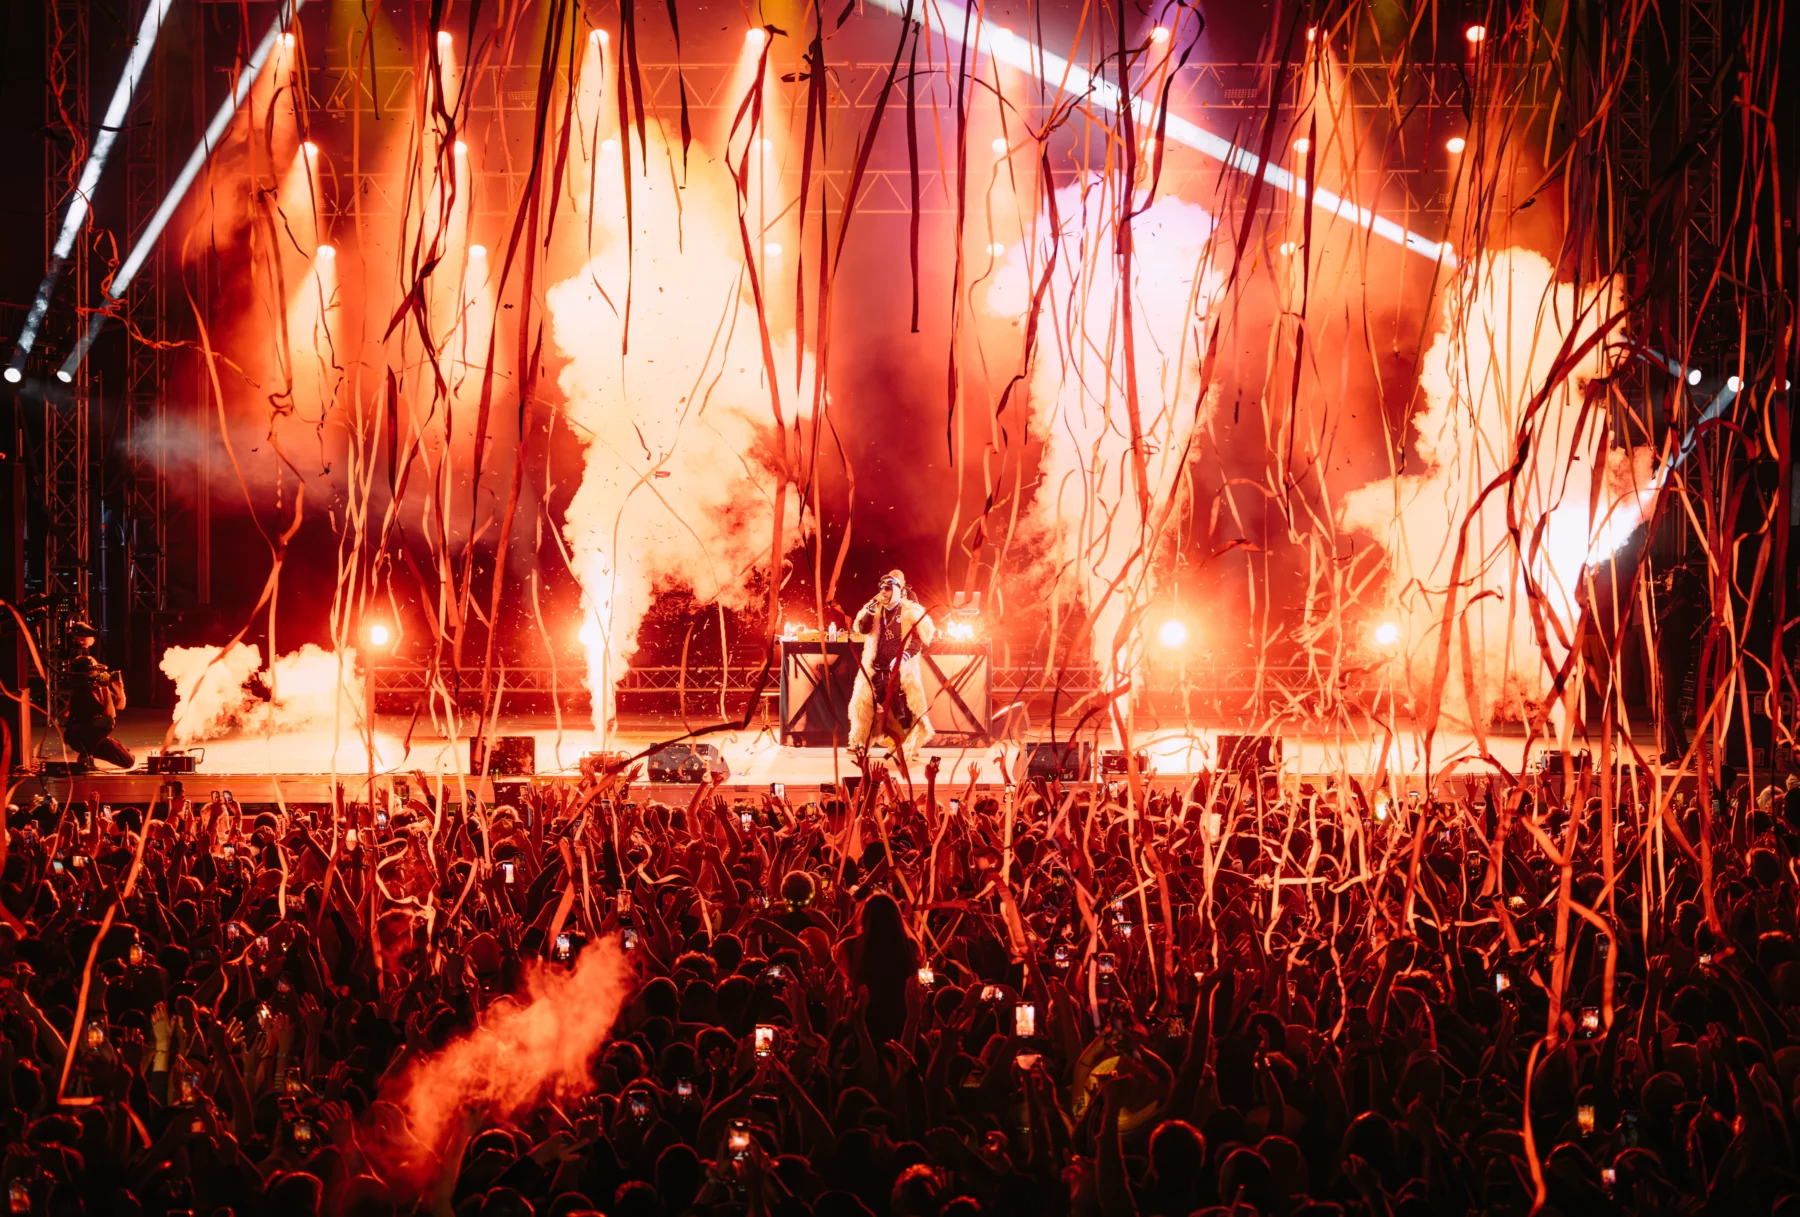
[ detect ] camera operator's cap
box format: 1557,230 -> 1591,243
68,620 -> 99,639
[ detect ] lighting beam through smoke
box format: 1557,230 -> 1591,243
55,0 -> 307,384
866,0 -> 1456,267
7,0 -> 174,383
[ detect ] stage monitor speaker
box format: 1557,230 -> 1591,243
646,743 -> 730,783
470,736 -> 536,776
579,750 -> 635,779
1534,749 -> 1591,776
1217,734 -> 1281,775
1025,741 -> 1092,782
1100,748 -> 1151,776
146,750 -> 200,775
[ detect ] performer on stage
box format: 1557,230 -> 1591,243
62,621 -> 135,770
849,570 -> 936,761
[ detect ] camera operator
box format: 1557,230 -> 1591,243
61,620 -> 135,769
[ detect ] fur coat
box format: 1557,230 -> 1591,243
848,597 -> 936,751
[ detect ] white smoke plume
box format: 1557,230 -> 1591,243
1339,248 -> 1654,726
547,129 -> 806,732
984,182 -> 1223,676
160,642 -> 366,742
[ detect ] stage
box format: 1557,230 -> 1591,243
8,707 -> 1669,810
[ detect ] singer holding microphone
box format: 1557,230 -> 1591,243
848,569 -> 936,762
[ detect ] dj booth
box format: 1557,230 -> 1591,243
779,639 -> 992,747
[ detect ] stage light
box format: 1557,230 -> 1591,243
988,242 -> 1006,257
437,30 -> 453,47
1687,368 -> 1702,385
316,243 -> 335,260
1726,375 -> 1741,392
1293,137 -> 1311,153
1278,241 -> 1297,255
865,0 -> 1453,267
3,368 -> 20,384
590,29 -> 609,44
55,0 -> 306,384
469,244 -> 487,259
454,140 -> 468,156
944,620 -> 976,641
578,620 -> 601,648
991,137 -> 1009,155
602,138 -> 619,153
1446,136 -> 1466,153
1150,26 -> 1171,43
282,32 -> 295,48
303,140 -> 319,157
1465,24 -> 1486,42
760,138 -> 774,153
1142,137 -> 1156,156
746,27 -> 767,46
1157,620 -> 1189,648
10,0 -> 174,378
1373,621 -> 1401,646
367,623 -> 390,647
1306,26 -> 1317,41
764,242 -> 782,257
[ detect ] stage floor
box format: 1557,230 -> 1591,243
8,708 -> 1670,807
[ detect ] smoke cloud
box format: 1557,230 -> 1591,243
983,182 -> 1223,674
159,642 -> 366,742
1339,248 -> 1654,725
547,129 -> 806,731
379,937 -> 633,1186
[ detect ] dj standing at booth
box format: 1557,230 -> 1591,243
849,569 -> 935,761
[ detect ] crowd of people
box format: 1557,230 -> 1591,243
3,757 -> 1800,1217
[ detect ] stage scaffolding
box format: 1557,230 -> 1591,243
299,55 -> 1553,220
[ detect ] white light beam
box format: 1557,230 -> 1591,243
867,0 -> 1456,267
8,0 -> 175,382
56,0 -> 306,384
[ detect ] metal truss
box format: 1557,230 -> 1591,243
42,1 -> 90,617
1676,0 -> 1725,349
294,56 -> 1546,222
123,0 -> 169,614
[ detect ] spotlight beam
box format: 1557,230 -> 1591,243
56,0 -> 306,384
865,0 -> 1456,266
8,0 -> 174,381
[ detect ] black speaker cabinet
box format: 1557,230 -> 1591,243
470,735 -> 536,776
1025,741 -> 1092,782
1217,734 -> 1281,775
